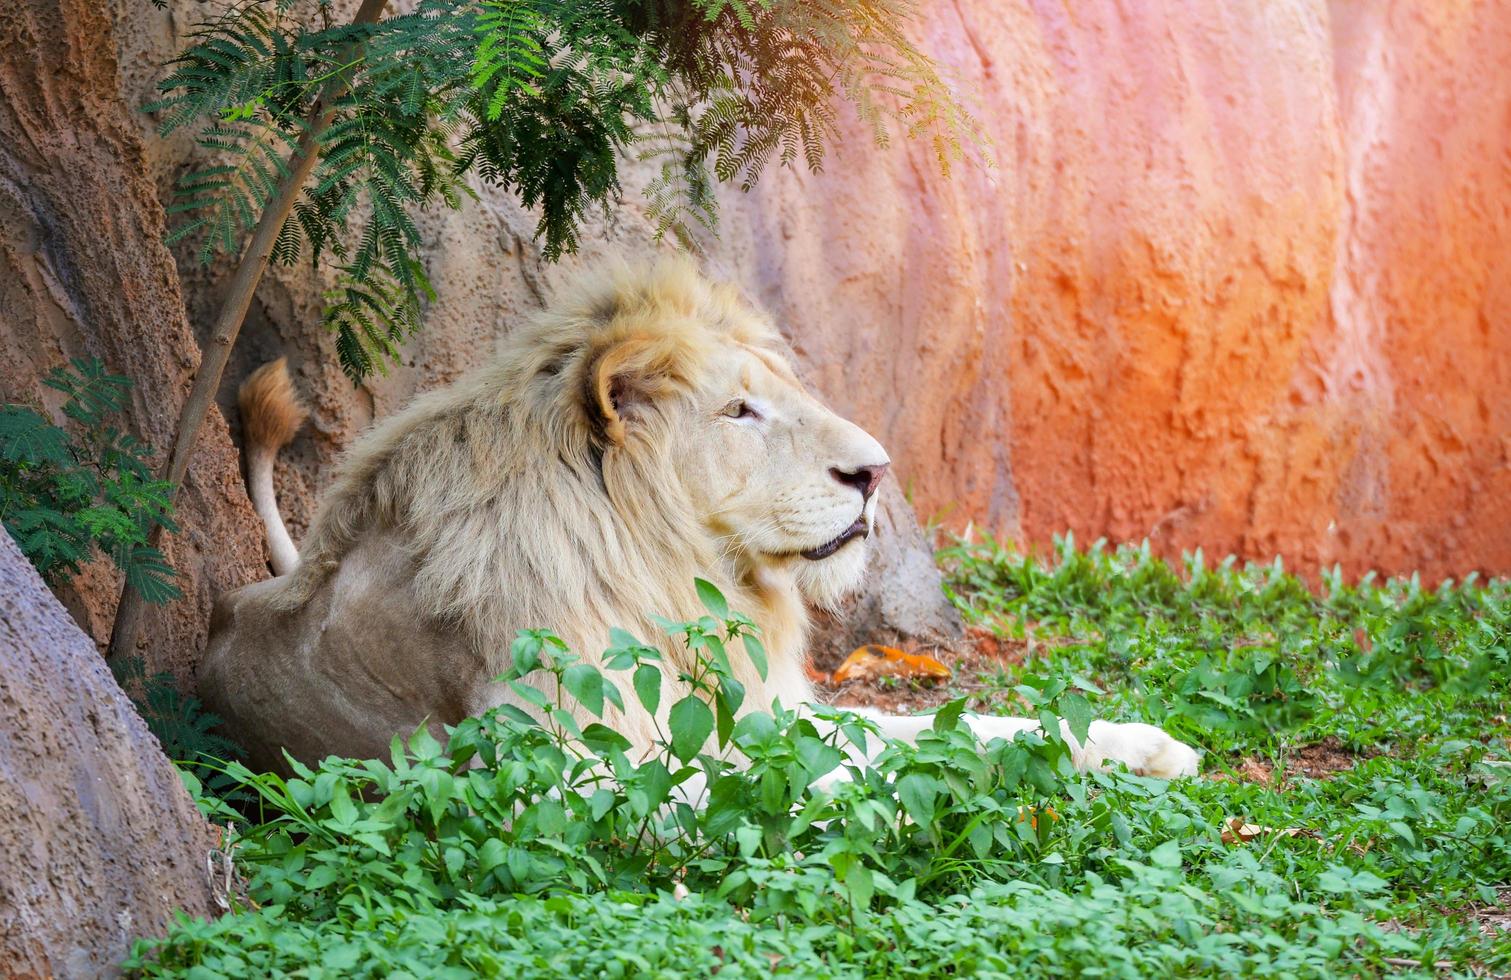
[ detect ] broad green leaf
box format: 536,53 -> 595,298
932,697 -> 967,733
1149,840 -> 1183,868
1059,692 -> 1094,747
742,632 -> 768,680
562,663 -> 605,716
328,785 -> 357,826
668,695 -> 713,762
694,577 -> 729,619
633,664 -> 661,715
896,773 -> 941,827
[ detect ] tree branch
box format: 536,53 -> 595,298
107,0 -> 391,665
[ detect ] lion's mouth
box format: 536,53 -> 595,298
800,517 -> 869,561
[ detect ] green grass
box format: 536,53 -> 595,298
127,538 -> 1510,977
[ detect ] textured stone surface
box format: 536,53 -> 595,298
708,0 -> 1511,582
0,0 -> 266,683
108,0 -> 1511,656
0,529 -> 218,979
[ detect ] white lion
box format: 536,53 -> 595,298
200,259 -> 1198,782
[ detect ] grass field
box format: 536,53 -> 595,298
128,538 -> 1510,977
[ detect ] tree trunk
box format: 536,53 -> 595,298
0,0 -> 267,685
0,530 -> 219,978
107,0 -> 390,664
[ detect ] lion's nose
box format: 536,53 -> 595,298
831,462 -> 889,501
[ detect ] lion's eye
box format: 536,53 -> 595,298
723,399 -> 758,420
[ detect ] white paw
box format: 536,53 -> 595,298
1097,722 -> 1200,778
1142,732 -> 1200,778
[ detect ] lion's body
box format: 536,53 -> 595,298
203,260 -> 1200,780
204,262 -> 836,772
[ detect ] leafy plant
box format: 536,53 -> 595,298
112,655 -> 246,802
127,566 -> 1511,976
151,0 -> 974,384
166,582 -> 1082,915
0,359 -> 180,602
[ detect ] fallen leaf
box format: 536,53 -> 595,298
1220,816 -> 1317,845
804,662 -> 833,686
832,645 -> 951,685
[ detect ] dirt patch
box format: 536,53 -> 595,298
1463,888 -> 1511,936
814,627 -> 1033,715
1212,756 -> 1278,786
1217,737 -> 1380,787
1288,737 -> 1374,779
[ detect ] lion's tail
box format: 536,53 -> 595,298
238,358 -> 308,577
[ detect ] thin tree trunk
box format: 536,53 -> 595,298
108,0 -> 390,664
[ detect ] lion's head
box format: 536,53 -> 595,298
545,260 -> 891,608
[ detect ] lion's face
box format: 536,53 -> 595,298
576,262 -> 890,609
668,343 -> 890,606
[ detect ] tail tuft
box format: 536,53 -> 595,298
239,357 -> 308,452
239,358 -> 306,577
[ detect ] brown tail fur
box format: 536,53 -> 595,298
238,358 -> 307,576
239,357 -> 308,453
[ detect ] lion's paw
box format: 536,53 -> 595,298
1104,722 -> 1200,779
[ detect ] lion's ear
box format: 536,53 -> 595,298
587,336 -> 677,443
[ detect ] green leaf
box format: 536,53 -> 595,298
741,632 -> 768,681
561,663 -> 605,717
932,697 -> 967,734
509,631 -> 543,678
581,723 -> 631,755
0,406 -> 69,465
304,864 -> 340,890
533,799 -> 567,836
1059,692 -> 1094,747
844,863 -> 874,908
694,577 -> 729,619
1148,840 -> 1183,869
633,664 -> 661,715
668,695 -> 714,763
509,681 -> 551,710
409,725 -> 441,761
896,773 -> 941,827
494,703 -> 540,728
477,838 -> 506,875
794,736 -> 842,780
549,709 -> 582,740
328,785 -> 357,826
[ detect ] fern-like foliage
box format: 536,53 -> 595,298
0,360 -> 182,602
112,655 -> 247,803
151,0 -> 976,383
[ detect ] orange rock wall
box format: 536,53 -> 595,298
114,0 -> 1511,586
714,0 -> 1510,580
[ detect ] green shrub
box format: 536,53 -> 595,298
0,358 -> 180,601
128,557 -> 1511,977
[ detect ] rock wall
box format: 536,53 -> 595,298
710,0 -> 1511,581
1,0 -> 265,683
109,0 -> 1509,626
0,529 -> 218,978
